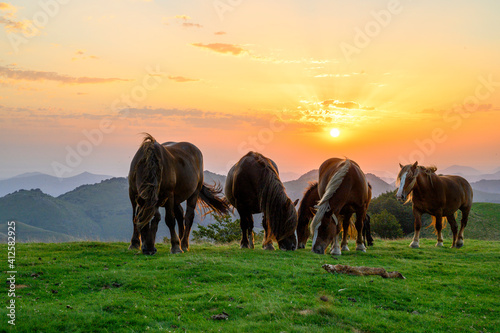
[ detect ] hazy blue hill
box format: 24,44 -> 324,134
471,179 -> 500,194
366,173 -> 394,197
0,221 -> 79,243
0,172 -> 113,197
58,177 -> 131,241
0,189 -> 101,239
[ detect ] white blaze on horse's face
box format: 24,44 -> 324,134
397,172 -> 407,200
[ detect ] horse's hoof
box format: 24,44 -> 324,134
341,245 -> 350,252
330,247 -> 342,256
297,243 -> 306,249
128,244 -> 140,250
240,243 -> 251,249
409,242 -> 419,248
435,242 -> 444,247
263,243 -> 275,251
455,240 -> 464,248
170,247 -> 184,254
356,244 -> 366,252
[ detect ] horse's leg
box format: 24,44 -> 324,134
447,213 -> 459,248
354,209 -> 367,252
164,200 -> 182,254
434,214 -> 444,247
174,204 -> 185,241
129,202 -> 141,250
262,213 -> 275,250
329,216 -> 342,255
239,212 -> 252,249
410,211 -> 422,248
456,208 -> 470,248
341,213 -> 352,252
181,194 -> 198,252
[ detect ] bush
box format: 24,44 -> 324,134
371,209 -> 404,239
192,214 -> 241,244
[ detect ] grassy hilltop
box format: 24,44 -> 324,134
2,239 -> 499,332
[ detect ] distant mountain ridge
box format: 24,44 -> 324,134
0,172 -> 113,197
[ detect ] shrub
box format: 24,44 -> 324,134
371,209 -> 404,239
192,214 -> 241,244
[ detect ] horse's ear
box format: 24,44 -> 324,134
412,161 -> 418,169
399,163 -> 404,169
293,199 -> 299,207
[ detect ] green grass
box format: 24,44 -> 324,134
2,239 -> 499,332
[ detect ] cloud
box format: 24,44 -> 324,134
164,14 -> 202,28
0,65 -> 129,84
321,99 -> 373,110
167,75 -> 200,83
214,31 -> 226,35
72,50 -> 99,61
0,2 -> 38,35
191,43 -> 247,56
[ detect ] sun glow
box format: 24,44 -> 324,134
330,128 -> 340,138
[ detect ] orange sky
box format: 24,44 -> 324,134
1,0 -> 499,179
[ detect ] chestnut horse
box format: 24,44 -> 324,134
396,162 -> 473,248
310,158 -> 371,255
128,134 -> 230,255
225,152 -> 298,251
297,181 -> 373,249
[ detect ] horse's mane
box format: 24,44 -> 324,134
310,159 -> 351,237
256,154 -> 297,241
134,133 -> 163,228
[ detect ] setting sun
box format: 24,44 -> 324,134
330,128 -> 341,138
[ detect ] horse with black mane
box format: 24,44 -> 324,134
309,158 -> 371,255
396,162 -> 473,248
297,181 -> 374,249
128,133 -> 230,255
224,152 -> 298,251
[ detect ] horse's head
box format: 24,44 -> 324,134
135,206 -> 160,255
277,199 -> 298,251
311,215 -> 336,254
396,161 -> 419,202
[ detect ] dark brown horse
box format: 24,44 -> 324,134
128,134 -> 230,255
224,152 -> 298,251
310,158 -> 371,255
297,182 -> 373,249
396,162 -> 473,248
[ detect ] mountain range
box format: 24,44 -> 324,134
0,166 -> 499,243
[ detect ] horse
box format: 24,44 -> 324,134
224,151 -> 298,251
296,181 -> 373,249
309,158 -> 371,255
396,162 -> 473,248
128,134 -> 230,255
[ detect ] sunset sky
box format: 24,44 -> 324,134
1,0 -> 499,180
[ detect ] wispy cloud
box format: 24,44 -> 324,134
72,50 -> 99,61
214,31 -> 226,35
164,14 -> 202,28
0,2 -> 38,35
167,75 -> 200,83
191,43 -> 247,56
0,65 -> 129,84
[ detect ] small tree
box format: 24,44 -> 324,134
371,209 -> 404,239
192,214 -> 241,244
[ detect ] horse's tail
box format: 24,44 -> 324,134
198,183 -> 231,217
134,134 -> 163,229
427,215 -> 449,234
310,159 -> 351,238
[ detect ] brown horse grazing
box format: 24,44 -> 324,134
224,152 -> 298,251
396,162 -> 473,248
298,181 -> 373,250
128,134 -> 230,255
310,158 -> 371,255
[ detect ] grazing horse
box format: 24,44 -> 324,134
128,134 -> 230,255
298,182 -> 373,250
396,162 -> 473,248
224,152 -> 298,251
310,158 -> 371,255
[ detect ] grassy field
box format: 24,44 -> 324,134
2,239 -> 499,333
